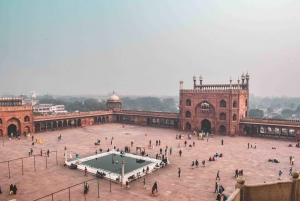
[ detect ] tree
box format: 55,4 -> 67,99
291,103 -> 296,109
267,107 -> 273,113
272,114 -> 283,119
294,105 -> 300,114
249,109 -> 264,118
281,109 -> 293,117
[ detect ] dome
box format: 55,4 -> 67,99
108,94 -> 120,101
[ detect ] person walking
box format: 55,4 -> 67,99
40,149 -> 43,156
70,152 -> 73,160
235,169 -> 239,178
202,160 -> 205,167
214,182 -> 218,193
292,157 -> 295,165
216,170 -> 221,180
221,139 -> 224,145
84,167 -> 88,176
216,193 -> 221,201
193,141 -> 195,147
248,143 -> 249,149
290,156 -> 292,164
184,140 -> 187,147
151,186 -> 156,196
169,147 -> 172,155
143,178 -> 146,189
159,140 -> 161,145
32,135 -> 34,141
254,143 -> 256,149
179,149 -> 182,157
160,148 -> 162,154
28,148 -> 31,156
289,167 -> 292,176
178,167 -> 181,177
195,159 -> 199,168
154,181 -> 158,193
47,150 -> 50,157
30,148 -> 33,155
278,170 -> 282,180
191,161 -> 194,169
84,183 -> 89,194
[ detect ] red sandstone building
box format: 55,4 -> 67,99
179,73 -> 249,135
0,97 -> 33,136
1,74 -> 300,140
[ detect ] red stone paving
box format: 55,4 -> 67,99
0,123 -> 299,201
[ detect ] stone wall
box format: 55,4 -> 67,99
230,172 -> 300,201
244,182 -> 292,201
227,188 -> 240,201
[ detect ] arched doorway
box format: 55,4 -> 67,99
185,122 -> 191,130
201,119 -> 211,133
147,118 -> 151,125
24,126 -> 30,134
219,125 -> 226,134
77,119 -> 81,126
244,125 -> 250,134
8,124 -> 17,136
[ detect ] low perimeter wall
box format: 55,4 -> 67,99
229,172 -> 300,201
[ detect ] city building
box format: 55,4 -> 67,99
33,104 -> 67,114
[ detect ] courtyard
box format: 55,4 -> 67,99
0,123 -> 299,201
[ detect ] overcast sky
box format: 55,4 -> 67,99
0,1 -> 299,97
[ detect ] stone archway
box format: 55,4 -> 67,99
219,125 -> 226,134
244,125 -> 250,134
24,126 -> 30,134
7,118 -> 21,136
201,119 -> 211,133
8,124 -> 17,136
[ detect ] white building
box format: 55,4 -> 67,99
49,105 -> 67,114
33,104 -> 67,114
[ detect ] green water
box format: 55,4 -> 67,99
82,154 -> 152,174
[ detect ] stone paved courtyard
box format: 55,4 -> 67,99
0,123 -> 299,201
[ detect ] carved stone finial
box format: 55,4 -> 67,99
292,171 -> 299,179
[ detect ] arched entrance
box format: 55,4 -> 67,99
219,125 -> 226,134
8,124 -> 17,136
201,119 -> 211,133
244,125 -> 250,134
24,126 -> 30,134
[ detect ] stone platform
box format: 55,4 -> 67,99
0,123 -> 298,200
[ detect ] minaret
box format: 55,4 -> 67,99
179,80 -> 183,90
237,77 -> 240,89
246,72 -> 250,86
199,75 -> 203,85
20,93 -> 23,105
193,75 -> 196,89
229,77 -> 232,89
241,73 -> 245,84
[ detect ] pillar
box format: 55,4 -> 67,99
64,147 -> 67,164
121,160 -> 125,186
235,176 -> 245,201
291,171 -> 299,201
166,145 -> 169,165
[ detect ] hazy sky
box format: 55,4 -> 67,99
1,1 -> 299,97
